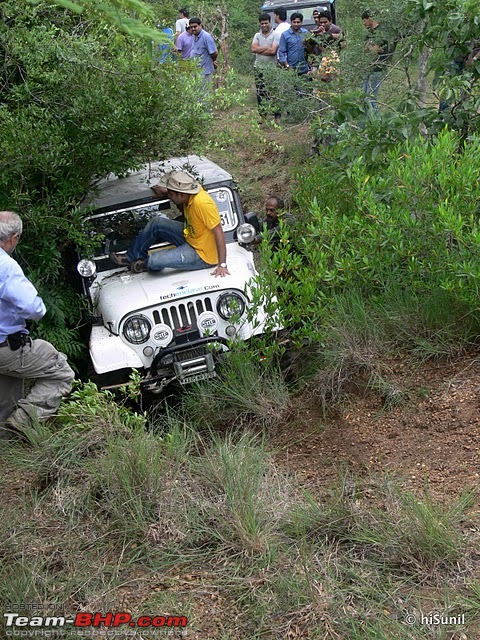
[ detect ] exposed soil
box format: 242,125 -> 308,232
273,349 -> 480,503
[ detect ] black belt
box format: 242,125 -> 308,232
0,333 -> 30,350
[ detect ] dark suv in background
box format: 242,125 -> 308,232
260,0 -> 337,31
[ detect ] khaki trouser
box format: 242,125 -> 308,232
0,338 -> 74,432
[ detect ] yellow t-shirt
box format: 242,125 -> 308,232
184,187 -> 221,265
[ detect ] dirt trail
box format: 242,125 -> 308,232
274,351 -> 480,502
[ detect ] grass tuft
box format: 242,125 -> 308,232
182,347 -> 291,430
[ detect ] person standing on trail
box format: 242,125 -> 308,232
251,13 -> 277,115
189,17 -> 218,85
176,23 -> 194,59
278,13 -> 310,75
175,7 -> 190,43
272,6 -> 290,63
361,10 -> 393,111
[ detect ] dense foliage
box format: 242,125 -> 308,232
317,0 -> 478,140
2,0 -> 479,362
248,0 -> 480,355
35,0 -> 168,41
0,0 -> 207,357
255,130 -> 480,348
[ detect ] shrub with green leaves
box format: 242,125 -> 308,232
253,129 -> 480,353
0,1 -> 208,360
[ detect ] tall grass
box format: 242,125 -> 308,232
293,287 -> 480,410
181,347 -> 291,430
0,383 -> 478,639
190,431 -> 291,556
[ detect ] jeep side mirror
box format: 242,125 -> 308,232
244,211 -> 260,232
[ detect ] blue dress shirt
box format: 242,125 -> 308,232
0,247 -> 46,341
278,27 -> 309,73
191,29 -> 217,76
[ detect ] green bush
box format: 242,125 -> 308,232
254,130 -> 480,354
0,1 -> 209,360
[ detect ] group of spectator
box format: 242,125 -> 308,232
251,6 -> 394,115
160,8 -> 218,84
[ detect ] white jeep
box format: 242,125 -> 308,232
77,156 -> 267,393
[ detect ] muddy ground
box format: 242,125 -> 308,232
274,350 -> 480,503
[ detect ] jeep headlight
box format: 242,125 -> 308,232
237,223 -> 256,244
217,292 -> 245,320
77,259 -> 97,278
123,315 -> 151,344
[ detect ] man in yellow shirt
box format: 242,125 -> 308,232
111,171 -> 229,277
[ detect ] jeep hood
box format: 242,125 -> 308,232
92,245 -> 258,334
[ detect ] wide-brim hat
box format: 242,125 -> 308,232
158,170 -> 201,194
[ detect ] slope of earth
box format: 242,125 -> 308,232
0,353 -> 479,640
274,350 -> 480,502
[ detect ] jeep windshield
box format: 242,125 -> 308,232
85,187 -> 238,272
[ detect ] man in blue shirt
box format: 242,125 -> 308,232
176,24 -> 194,60
189,17 -> 218,83
0,210 -> 74,438
156,25 -> 175,64
278,12 -> 310,74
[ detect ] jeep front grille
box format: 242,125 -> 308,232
153,298 -> 213,330
175,346 -> 207,362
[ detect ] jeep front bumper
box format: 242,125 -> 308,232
140,334 -> 228,393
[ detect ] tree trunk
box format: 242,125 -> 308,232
217,7 -> 229,86
414,45 -> 431,110
414,27 -> 432,137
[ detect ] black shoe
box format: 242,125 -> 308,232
2,417 -> 26,441
130,259 -> 148,273
109,252 -> 130,267
0,426 -> 15,442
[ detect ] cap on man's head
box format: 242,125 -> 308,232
159,170 -> 201,194
313,6 -> 324,15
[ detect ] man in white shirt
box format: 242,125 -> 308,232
175,8 -> 190,44
251,13 -> 277,115
0,211 -> 74,437
272,6 -> 290,61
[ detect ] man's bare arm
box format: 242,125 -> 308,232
251,43 -> 276,55
210,224 -> 230,277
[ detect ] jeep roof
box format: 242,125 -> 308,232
84,155 -> 234,213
